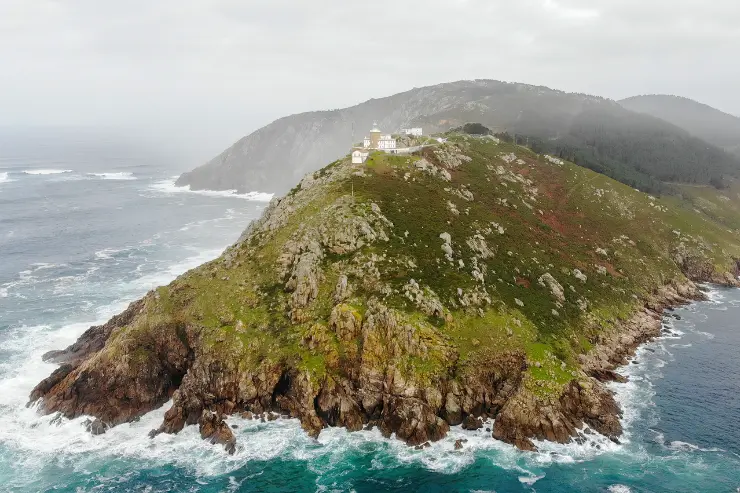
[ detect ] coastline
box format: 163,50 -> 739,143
7,262 -> 740,492
581,278 -> 710,384
20,137 -> 740,459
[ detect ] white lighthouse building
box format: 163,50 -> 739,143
362,123 -> 397,151
352,123 -> 399,164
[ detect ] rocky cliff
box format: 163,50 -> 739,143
31,135 -> 740,453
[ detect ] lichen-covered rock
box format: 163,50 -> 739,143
329,304 -> 362,341
466,235 -> 495,259
403,279 -> 446,318
415,158 -> 452,181
334,274 -> 351,302
538,273 -> 565,303
432,144 -> 472,169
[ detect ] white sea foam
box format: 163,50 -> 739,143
0,244 -> 238,487
149,178 -> 273,202
518,473 -> 545,485
667,441 -> 723,453
0,172 -> 11,183
704,286 -> 726,303
22,169 -> 73,175
88,172 -> 137,180
94,247 -> 127,260
607,485 -> 632,493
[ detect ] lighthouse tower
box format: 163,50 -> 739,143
369,122 -> 382,149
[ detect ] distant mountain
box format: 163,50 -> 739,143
177,80 -> 740,194
620,95 -> 740,156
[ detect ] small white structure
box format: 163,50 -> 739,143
401,127 -> 423,136
378,134 -> 397,150
363,137 -> 371,148
352,149 -> 369,164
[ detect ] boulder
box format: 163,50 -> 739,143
199,410 -> 237,454
461,415 -> 484,431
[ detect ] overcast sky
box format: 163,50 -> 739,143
1,0 -> 739,160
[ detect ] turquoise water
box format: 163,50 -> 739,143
0,131 -> 739,492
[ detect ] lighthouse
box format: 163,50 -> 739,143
369,122 -> 382,149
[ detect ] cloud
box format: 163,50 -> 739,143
0,0 -> 738,157
542,0 -> 600,20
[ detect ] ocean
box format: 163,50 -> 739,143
0,130 -> 738,493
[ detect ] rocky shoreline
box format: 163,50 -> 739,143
25,139 -> 740,455
28,274 -> 735,455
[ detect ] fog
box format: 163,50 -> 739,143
1,0 -> 738,162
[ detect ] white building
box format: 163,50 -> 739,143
401,127 -> 423,136
377,134 -> 397,150
361,123 -> 397,151
352,149 -> 369,164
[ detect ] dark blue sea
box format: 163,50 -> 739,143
0,130 -> 738,493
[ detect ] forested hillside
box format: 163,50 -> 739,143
506,105 -> 738,193
621,95 -> 740,157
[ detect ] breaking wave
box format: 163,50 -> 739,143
22,169 -> 73,175
149,178 -> 273,202
87,172 -> 137,180
607,486 -> 632,493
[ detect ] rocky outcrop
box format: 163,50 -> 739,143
40,299 -> 145,365
672,243 -> 740,287
28,297 -> 188,425
493,380 -> 621,451
199,410 -> 236,454
538,273 -> 565,303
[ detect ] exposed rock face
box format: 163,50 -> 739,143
28,297 -> 186,426
39,299 -> 145,366
492,381 -> 621,451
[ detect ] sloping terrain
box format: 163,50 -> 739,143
33,135 -> 740,453
621,95 -> 740,156
177,80 -> 740,195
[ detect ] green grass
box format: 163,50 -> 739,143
106,134 -> 740,402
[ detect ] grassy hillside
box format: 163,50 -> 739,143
34,134 -> 740,452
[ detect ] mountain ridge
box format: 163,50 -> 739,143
176,80 -> 740,195
620,94 -> 740,156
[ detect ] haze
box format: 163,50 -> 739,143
1,0 -> 739,163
